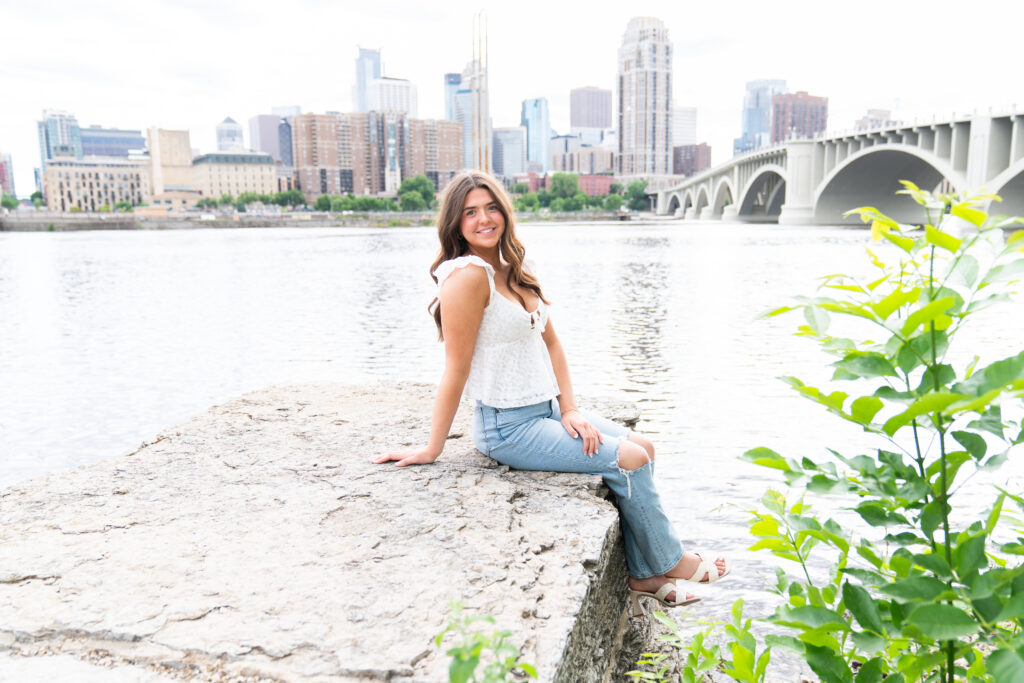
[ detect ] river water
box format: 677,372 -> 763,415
1,220 -> 1021,679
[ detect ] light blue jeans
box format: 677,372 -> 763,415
473,399 -> 684,579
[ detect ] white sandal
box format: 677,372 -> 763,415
676,552 -> 730,584
628,581 -> 701,618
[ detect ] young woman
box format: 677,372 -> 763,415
373,170 -> 728,614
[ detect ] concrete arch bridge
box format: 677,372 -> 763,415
653,108 -> 1024,224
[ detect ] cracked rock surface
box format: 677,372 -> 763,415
0,383 -> 642,682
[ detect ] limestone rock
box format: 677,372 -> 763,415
0,383 -> 650,682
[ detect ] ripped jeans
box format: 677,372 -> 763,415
473,399 -> 684,579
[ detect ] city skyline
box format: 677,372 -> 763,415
2,0 -> 1021,195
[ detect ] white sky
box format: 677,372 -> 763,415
2,0 -> 1022,195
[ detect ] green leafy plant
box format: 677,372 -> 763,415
434,602 -> 537,683
740,183 -> 1024,682
629,600 -> 768,683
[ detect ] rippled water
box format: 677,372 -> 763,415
2,221 -> 1021,680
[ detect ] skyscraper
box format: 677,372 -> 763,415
570,87 -> 612,147
570,87 -> 612,129
771,91 -> 828,144
672,106 -> 696,148
353,48 -> 382,112
216,118 -> 245,152
278,119 -> 294,167
454,58 -> 490,172
492,127 -> 527,178
733,79 -> 787,155
249,115 -> 283,161
617,17 -> 673,176
520,98 -> 550,173
444,73 -> 461,121
37,109 -> 83,165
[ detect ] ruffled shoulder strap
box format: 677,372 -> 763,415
434,255 -> 496,291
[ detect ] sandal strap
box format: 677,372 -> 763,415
653,581 -> 677,603
697,553 -> 728,583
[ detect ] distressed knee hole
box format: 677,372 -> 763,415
629,434 -> 655,461
617,440 -> 652,471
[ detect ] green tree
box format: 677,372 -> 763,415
549,197 -> 565,212
515,193 -> 539,212
220,193 -> 234,207
1,195 -> 17,210
537,189 -> 553,208
511,182 -> 529,195
398,174 -> 435,207
237,191 -> 261,206
609,182 -> 624,195
113,201 -> 133,212
30,191 -> 43,203
562,191 -> 588,212
314,195 -> 332,211
549,173 -> 579,199
625,180 -> 648,211
273,189 -> 305,207
399,191 -> 426,212
604,194 -> 624,210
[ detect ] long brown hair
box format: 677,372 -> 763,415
428,170 -> 548,340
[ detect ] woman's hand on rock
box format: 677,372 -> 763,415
372,447 -> 440,467
561,411 -> 603,456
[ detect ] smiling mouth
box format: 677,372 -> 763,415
477,228 -> 496,235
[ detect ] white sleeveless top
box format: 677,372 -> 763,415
434,255 -> 561,408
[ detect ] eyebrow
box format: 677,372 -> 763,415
462,200 -> 498,213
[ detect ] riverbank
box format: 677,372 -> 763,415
0,210 -> 642,232
0,382 -> 679,682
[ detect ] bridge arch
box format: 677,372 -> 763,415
814,145 -> 962,224
711,177 -> 735,218
667,192 -> 682,216
694,187 -> 710,215
738,164 -> 788,222
682,190 -> 694,215
986,157 -> 1024,218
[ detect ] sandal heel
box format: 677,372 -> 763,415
629,592 -> 647,618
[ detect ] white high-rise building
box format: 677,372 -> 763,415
672,105 -> 697,148
369,77 -> 418,117
617,17 -> 673,176
216,117 -> 245,152
492,127 -> 526,178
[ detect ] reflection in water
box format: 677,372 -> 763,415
611,259 -> 669,391
2,222 -> 1021,681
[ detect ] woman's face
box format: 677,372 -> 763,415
459,187 -> 505,253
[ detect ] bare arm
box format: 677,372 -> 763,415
542,317 -> 603,456
373,265 -> 489,466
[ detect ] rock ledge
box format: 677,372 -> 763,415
0,383 -> 648,682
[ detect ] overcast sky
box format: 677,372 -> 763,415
2,0 -> 1021,195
